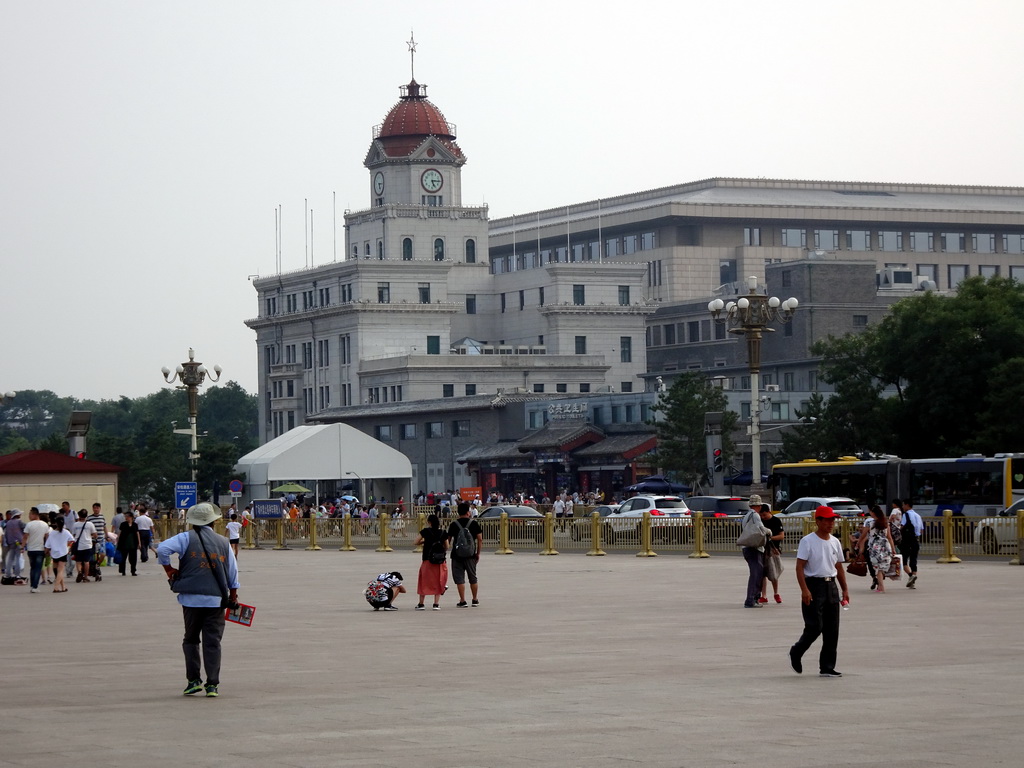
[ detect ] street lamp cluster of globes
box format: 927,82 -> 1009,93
161,348 -> 222,482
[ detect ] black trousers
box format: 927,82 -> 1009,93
792,577 -> 841,673
901,541 -> 919,574
182,606 -> 226,685
118,548 -> 137,575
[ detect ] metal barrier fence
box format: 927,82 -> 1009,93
158,509 -> 1024,563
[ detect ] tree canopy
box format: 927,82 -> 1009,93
0,381 -> 258,504
787,276 -> 1024,460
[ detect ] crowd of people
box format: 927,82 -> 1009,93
2,501 -> 161,591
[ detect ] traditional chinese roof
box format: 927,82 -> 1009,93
0,450 -> 124,475
515,422 -> 604,452
573,433 -> 657,460
455,442 -> 528,463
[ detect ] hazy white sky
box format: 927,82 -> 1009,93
3,0 -> 1023,401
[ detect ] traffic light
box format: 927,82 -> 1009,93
713,448 -> 724,473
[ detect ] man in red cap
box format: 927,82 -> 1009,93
790,505 -> 849,678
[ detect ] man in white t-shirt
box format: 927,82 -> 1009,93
790,505 -> 849,679
24,508 -> 51,593
553,496 -> 566,532
135,508 -> 155,562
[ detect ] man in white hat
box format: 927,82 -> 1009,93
157,502 -> 240,698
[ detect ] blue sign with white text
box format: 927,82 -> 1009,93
174,481 -> 198,509
252,499 -> 284,519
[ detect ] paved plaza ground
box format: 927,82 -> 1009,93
3,545 -> 1022,768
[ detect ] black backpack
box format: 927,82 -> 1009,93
901,513 -> 918,545
452,519 -> 476,559
427,531 -> 446,564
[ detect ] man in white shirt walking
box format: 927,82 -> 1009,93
790,506 -> 849,678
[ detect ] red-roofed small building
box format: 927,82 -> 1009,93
0,450 -> 123,514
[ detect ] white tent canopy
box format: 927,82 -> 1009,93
234,424 -> 412,503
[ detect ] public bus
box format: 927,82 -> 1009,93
770,455 -> 1024,516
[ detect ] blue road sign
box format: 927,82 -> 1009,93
252,499 -> 283,519
174,481 -> 198,509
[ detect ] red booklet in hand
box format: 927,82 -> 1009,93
225,603 -> 256,627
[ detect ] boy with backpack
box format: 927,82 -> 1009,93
447,502 -> 483,607
364,571 -> 405,611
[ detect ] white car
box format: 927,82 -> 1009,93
603,495 -> 691,543
975,499 -> 1023,555
777,496 -> 863,518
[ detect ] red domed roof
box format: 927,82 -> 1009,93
373,80 -> 463,159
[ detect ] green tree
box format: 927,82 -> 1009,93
649,372 -> 738,487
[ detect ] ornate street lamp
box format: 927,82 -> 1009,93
161,348 -> 222,482
709,276 -> 798,493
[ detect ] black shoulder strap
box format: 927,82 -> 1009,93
194,527 -> 229,600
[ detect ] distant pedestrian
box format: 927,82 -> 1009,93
225,514 -> 242,557
740,495 -> 771,608
2,509 -> 26,584
758,504 -> 785,604
900,499 -> 923,589
116,511 -> 141,576
790,506 -> 849,678
865,505 -> 896,593
414,513 -> 449,610
45,516 -> 74,593
135,507 -> 155,562
24,508 -> 51,593
447,502 -> 483,608
157,502 -> 240,698
365,571 -> 405,611
87,503 -> 107,581
71,510 -> 97,583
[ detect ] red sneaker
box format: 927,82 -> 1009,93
757,596 -> 768,604
774,594 -> 783,604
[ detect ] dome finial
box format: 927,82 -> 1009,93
407,30 -> 417,82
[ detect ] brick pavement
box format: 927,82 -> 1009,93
2,548 -> 1022,768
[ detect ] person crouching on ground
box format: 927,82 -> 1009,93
365,571 -> 405,611
157,502 -> 240,698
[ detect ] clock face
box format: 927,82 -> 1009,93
421,168 -> 443,193
373,172 -> 385,195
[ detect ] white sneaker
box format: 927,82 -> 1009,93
30,588 -> 38,593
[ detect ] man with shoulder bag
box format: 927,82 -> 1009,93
157,502 -> 240,698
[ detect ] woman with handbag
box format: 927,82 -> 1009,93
758,505 -> 785,604
738,495 -> 771,608
413,513 -> 449,611
865,505 -> 896,593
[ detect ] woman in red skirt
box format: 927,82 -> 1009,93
414,513 -> 449,610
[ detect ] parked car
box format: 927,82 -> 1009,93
777,497 -> 863,518
974,498 -> 1023,555
623,475 -> 691,496
685,496 -> 749,517
569,504 -> 621,540
604,495 -> 691,543
477,505 -> 545,542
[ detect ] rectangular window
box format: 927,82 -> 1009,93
621,381 -> 633,393
519,290 -> 525,310
466,294 -> 476,314
622,235 -> 638,254
375,425 -> 392,441
538,286 -> 545,306
286,380 -> 294,397
442,384 -> 454,398
783,372 -> 795,391
845,230 -> 871,251
972,233 -> 996,253
533,383 -> 545,393
853,314 -> 868,327
401,423 -> 416,440
1003,234 -> 1024,254
909,231 -> 934,252
618,285 -> 630,306
453,420 -> 471,437
319,287 -> 330,306
743,227 -> 761,246
720,259 -> 738,285
573,284 -> 585,305
427,421 -> 443,438
575,336 -> 587,354
465,384 -> 476,396
808,370 -> 818,391
878,231 -> 903,252
979,265 -> 999,278
917,264 -> 938,286
948,264 -> 969,288
303,387 -> 313,413
771,402 -> 790,420
781,228 -> 806,248
688,321 -> 700,343
317,339 -> 330,368
426,336 -> 440,355
814,230 -> 839,250
265,297 -> 277,316
418,283 -> 431,303
302,342 -> 313,370
319,386 -> 330,409
579,383 -> 591,393
664,324 -> 676,345
1011,265 -> 1024,283
377,282 -> 390,303
339,335 -> 351,365
340,283 -> 353,302
641,232 -> 656,249
529,410 -> 545,428
605,239 -> 619,257
571,243 -> 585,261
303,290 -> 314,309
620,336 -> 632,363
286,294 -> 297,312
556,383 -> 568,393
941,232 -> 965,253
501,293 -> 506,313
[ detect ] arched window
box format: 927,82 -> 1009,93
465,239 -> 476,263
402,238 -> 413,261
377,241 -> 384,259
351,244 -> 358,259
434,238 -> 445,261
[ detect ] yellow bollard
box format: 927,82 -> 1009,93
340,514 -> 356,551
376,511 -> 393,552
244,518 -> 257,550
1011,510 -> 1024,566
637,510 -> 657,557
586,510 -> 606,556
496,511 -> 513,554
412,513 -> 426,553
936,508 -> 961,564
689,511 -> 710,559
274,517 -> 288,550
539,511 -> 558,555
306,516 -> 322,551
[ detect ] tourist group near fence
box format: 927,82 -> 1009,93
150,507 -> 1024,563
